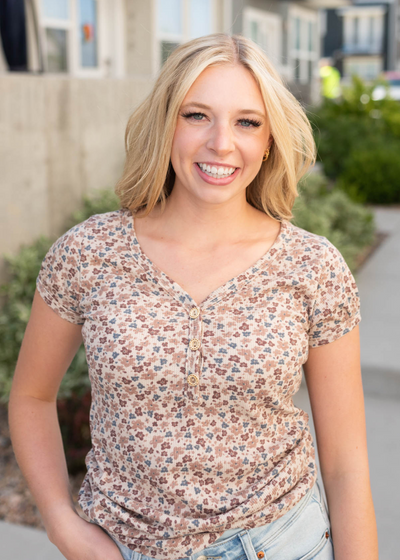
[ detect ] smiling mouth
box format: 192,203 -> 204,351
196,162 -> 237,179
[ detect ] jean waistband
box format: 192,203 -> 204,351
194,481 -> 317,557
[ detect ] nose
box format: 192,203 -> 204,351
205,120 -> 235,157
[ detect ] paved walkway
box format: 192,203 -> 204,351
357,207 -> 400,398
1,207 -> 399,559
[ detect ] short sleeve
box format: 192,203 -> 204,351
36,223 -> 85,325
308,241 -> 361,347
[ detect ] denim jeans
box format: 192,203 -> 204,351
99,480 -> 334,560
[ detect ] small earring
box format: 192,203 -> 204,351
262,149 -> 270,162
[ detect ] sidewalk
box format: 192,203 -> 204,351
357,206 -> 400,398
0,520 -> 64,559
1,207 -> 399,560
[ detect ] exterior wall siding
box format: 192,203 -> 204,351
0,74 -> 153,283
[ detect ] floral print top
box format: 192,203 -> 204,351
36,208 -> 361,560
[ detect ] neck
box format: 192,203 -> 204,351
148,188 -> 266,247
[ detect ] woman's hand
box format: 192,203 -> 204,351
48,508 -> 124,560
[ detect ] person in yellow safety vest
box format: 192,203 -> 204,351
320,65 -> 341,98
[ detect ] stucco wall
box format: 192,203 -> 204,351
125,0 -> 155,78
0,74 -> 153,283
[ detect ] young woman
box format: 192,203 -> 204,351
8,34 -> 378,560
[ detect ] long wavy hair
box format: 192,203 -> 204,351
115,33 -> 316,221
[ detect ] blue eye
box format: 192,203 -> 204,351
182,112 -> 206,121
238,119 -> 262,128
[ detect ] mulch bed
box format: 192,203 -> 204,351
0,230 -> 389,530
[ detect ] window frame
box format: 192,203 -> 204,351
343,55 -> 383,81
289,4 -> 319,85
341,5 -> 386,56
154,0 -> 217,71
243,7 -> 283,71
38,0 -> 106,77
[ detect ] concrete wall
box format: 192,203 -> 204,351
0,74 -> 153,283
125,0 -> 155,78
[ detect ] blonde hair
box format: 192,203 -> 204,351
115,33 -> 316,221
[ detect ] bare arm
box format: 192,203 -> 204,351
8,289 -> 123,559
303,325 -> 378,560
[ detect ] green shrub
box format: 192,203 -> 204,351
292,173 -> 375,270
338,141 -> 400,204
309,75 -> 400,203
0,236 -> 53,402
66,188 -> 120,229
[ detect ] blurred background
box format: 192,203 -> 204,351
0,2 -> 399,559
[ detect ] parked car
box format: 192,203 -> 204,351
372,71 -> 400,101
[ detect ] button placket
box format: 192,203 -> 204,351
186,307 -> 203,401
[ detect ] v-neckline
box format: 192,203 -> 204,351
122,207 -> 289,311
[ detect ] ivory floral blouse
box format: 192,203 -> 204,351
36,208 -> 361,560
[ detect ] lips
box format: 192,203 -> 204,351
194,162 -> 240,185
196,162 -> 237,179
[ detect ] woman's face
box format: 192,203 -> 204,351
170,63 -> 272,207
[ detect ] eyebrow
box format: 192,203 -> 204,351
180,102 -> 266,119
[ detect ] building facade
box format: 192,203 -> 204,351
1,1 -> 352,97
322,0 -> 400,79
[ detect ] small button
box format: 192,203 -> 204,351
189,307 -> 200,319
325,531 -> 329,539
257,552 -> 264,559
189,338 -> 201,351
187,374 -> 199,386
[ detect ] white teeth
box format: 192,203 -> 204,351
198,163 -> 236,178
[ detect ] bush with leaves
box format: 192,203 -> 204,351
292,173 -> 375,270
309,75 -> 400,203
337,140 -> 400,204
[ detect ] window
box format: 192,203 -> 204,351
42,0 -> 69,19
39,0 -> 105,75
190,0 -> 212,38
156,0 -> 214,66
161,41 -> 180,65
46,28 -> 68,72
369,17 -> 374,45
308,21 -> 314,53
158,0 -> 182,36
344,57 -> 383,80
353,17 -> 359,46
243,7 -> 282,68
294,59 -> 300,82
290,7 -> 318,85
308,60 -> 313,82
79,0 -> 98,68
341,6 -> 386,55
41,0 -> 71,72
294,17 -> 301,50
